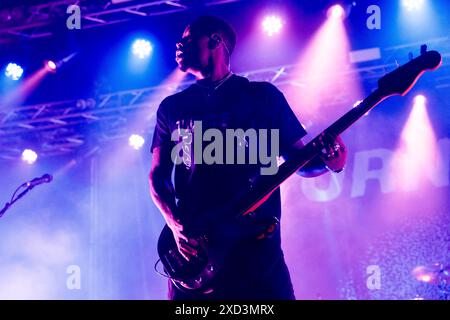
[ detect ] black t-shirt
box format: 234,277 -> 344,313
151,74 -> 306,270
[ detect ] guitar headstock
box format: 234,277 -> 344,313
377,50 -> 442,98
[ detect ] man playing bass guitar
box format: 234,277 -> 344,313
149,16 -> 347,300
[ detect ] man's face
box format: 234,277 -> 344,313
175,27 -> 210,73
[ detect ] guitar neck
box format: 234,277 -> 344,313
230,89 -> 385,217
326,89 -> 384,137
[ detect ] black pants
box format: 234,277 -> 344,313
168,248 -> 295,300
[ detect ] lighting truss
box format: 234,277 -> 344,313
0,38 -> 449,160
0,0 -> 246,44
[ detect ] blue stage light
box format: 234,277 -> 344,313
5,62 -> 24,80
402,0 -> 425,11
132,39 -> 153,59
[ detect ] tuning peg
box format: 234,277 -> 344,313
421,44 -> 428,54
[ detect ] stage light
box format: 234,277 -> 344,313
5,63 -> 23,80
128,134 -> 145,150
402,0 -> 425,11
132,39 -> 153,59
414,94 -> 426,105
389,92 -> 438,192
328,4 -> 345,19
286,3 -> 362,129
45,60 -> 57,73
262,15 -> 283,37
22,149 -> 38,164
43,53 -> 77,74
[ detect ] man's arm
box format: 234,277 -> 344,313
149,146 -> 198,260
284,134 -> 347,178
149,146 -> 177,224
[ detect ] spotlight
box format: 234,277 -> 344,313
5,63 -> 24,80
328,4 -> 345,19
45,60 -> 57,73
44,53 -> 77,73
132,39 -> 153,59
22,149 -> 38,164
414,94 -> 426,105
262,15 -> 283,37
402,0 -> 425,11
128,134 -> 145,150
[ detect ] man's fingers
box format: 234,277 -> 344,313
177,232 -> 189,243
178,237 -> 198,252
184,241 -> 199,254
178,249 -> 191,261
181,246 -> 197,256
179,245 -> 197,261
177,242 -> 196,261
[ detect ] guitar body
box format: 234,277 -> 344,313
157,224 -> 218,293
156,50 -> 442,295
157,212 -> 281,294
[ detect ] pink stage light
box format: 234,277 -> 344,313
328,4 -> 345,19
0,67 -> 48,111
262,15 -> 283,37
45,60 -> 57,73
389,94 -> 438,192
285,8 -> 362,133
414,94 -> 426,105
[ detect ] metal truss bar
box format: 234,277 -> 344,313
165,1 -> 188,9
1,39 -> 449,159
204,0 -> 244,5
1,55 -> 448,134
0,0 -> 247,43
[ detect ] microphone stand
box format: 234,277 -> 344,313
0,182 -> 37,218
